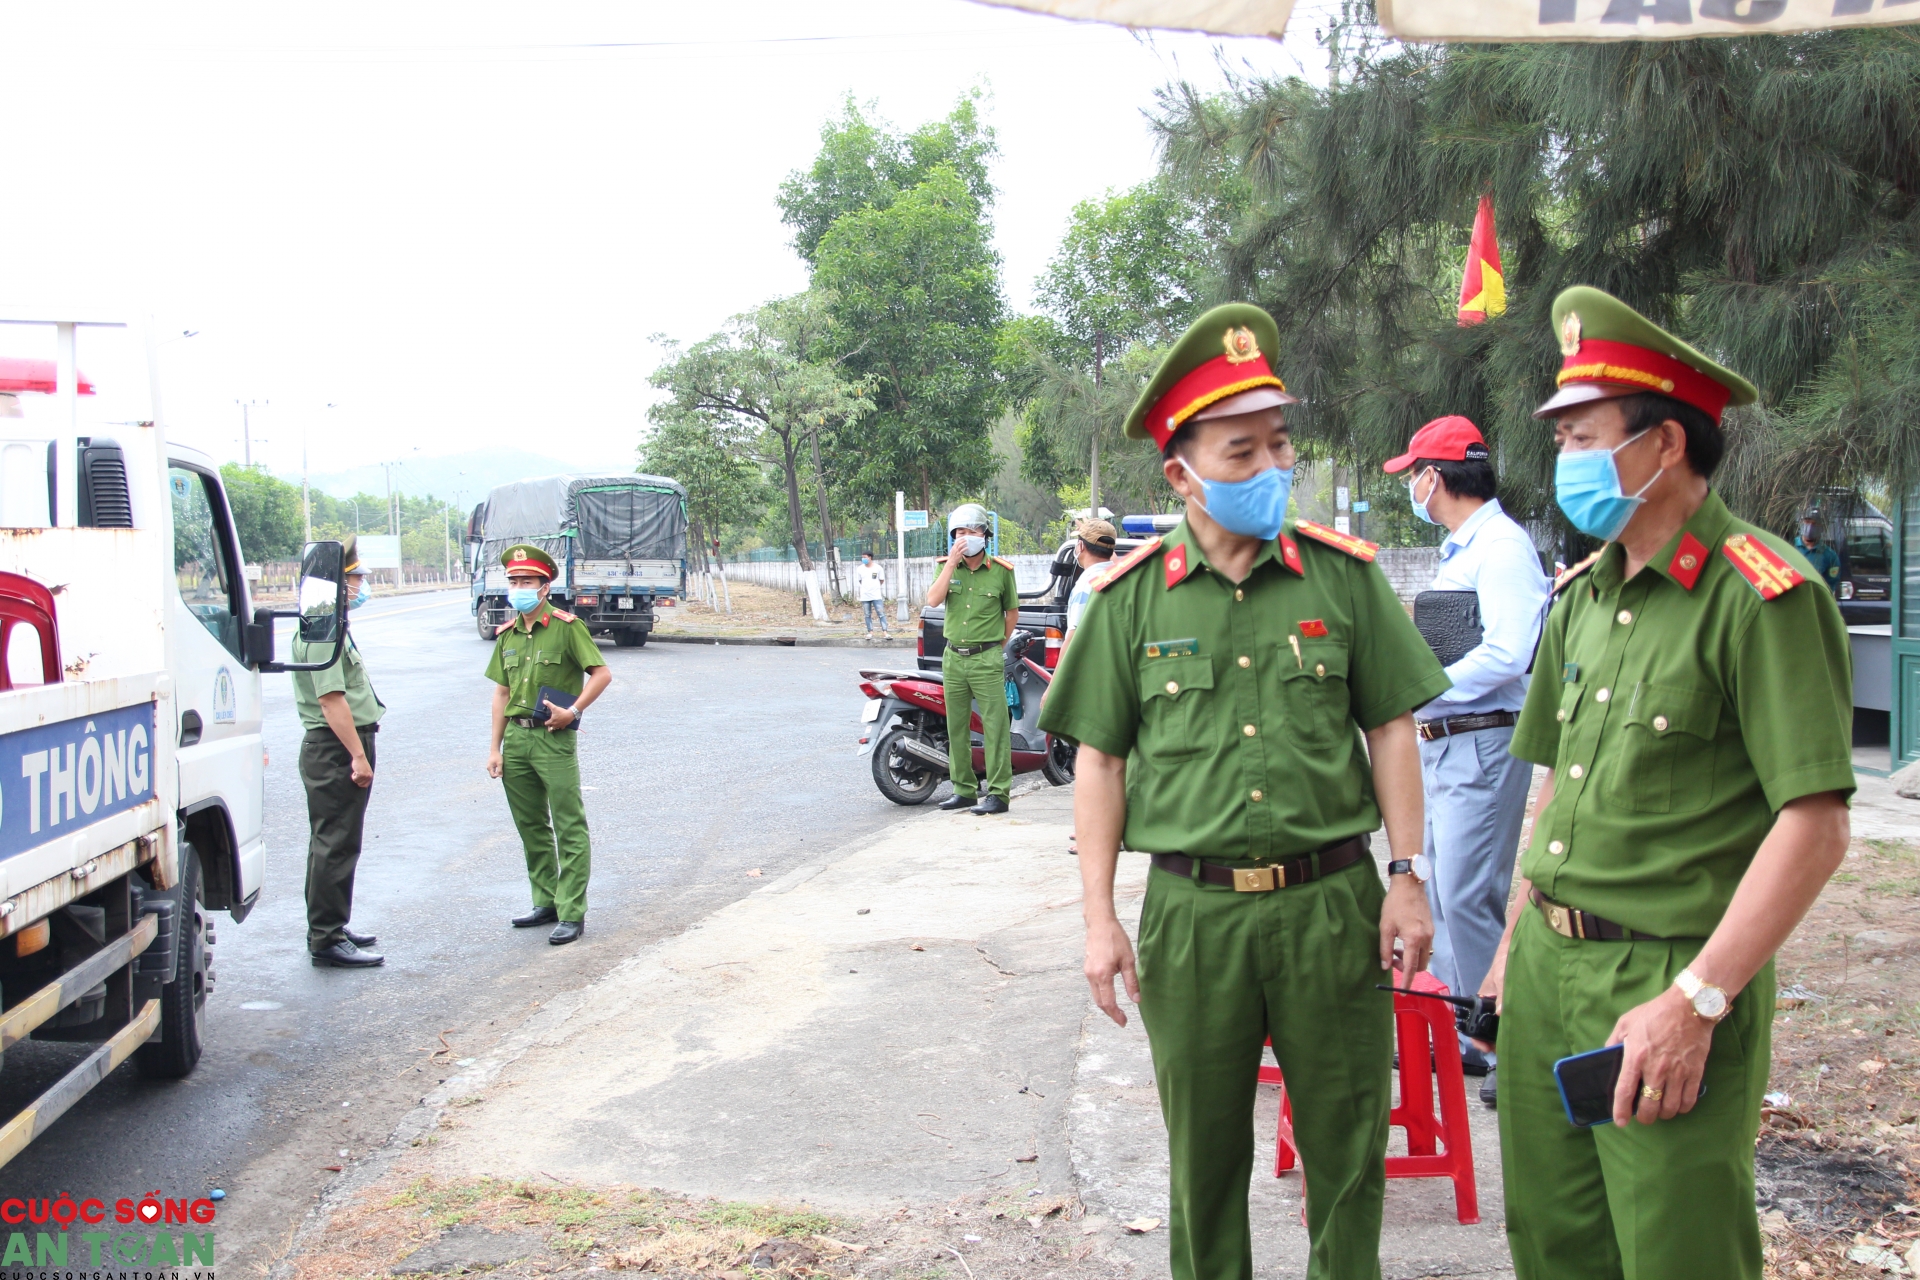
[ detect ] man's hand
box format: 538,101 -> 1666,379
1608,986 -> 1714,1125
1085,915 -> 1140,1027
543,701 -> 576,732
487,750 -> 504,779
350,754 -> 373,788
1379,876 -> 1433,988
1471,942 -> 1509,1053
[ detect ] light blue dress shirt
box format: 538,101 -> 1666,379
1419,499 -> 1551,717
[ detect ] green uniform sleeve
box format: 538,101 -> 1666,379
1510,594 -> 1569,766
1037,587 -> 1140,759
999,565 -> 1019,613
1732,580 -> 1857,810
483,634 -> 508,685
566,619 -> 604,671
1346,558 -> 1451,730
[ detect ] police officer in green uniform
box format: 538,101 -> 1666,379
484,544 -> 612,945
1794,513 -> 1843,597
925,503 -> 1020,816
292,535 -> 387,968
1039,304 -> 1449,1280
1477,288 -> 1855,1280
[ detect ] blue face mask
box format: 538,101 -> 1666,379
1554,432 -> 1664,542
508,587 -> 542,613
1408,468 -> 1440,526
1180,458 -> 1293,542
350,584 -> 372,609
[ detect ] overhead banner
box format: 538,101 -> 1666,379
971,0 -> 1920,41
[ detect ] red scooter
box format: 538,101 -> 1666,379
855,630 -> 1076,805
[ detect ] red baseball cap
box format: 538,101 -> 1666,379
1383,416 -> 1490,474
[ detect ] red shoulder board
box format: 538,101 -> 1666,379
991,555 -> 1016,572
1553,549 -> 1602,595
1667,532 -> 1709,591
1294,520 -> 1378,562
550,608 -> 579,622
1721,533 -> 1804,600
1095,537 -> 1162,591
495,620 -> 517,636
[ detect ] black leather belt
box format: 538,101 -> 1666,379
1529,888 -> 1673,941
508,716 -> 542,729
1416,711 -> 1517,741
946,642 -> 996,657
1151,836 -> 1368,893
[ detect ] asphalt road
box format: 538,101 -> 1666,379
0,591 -> 922,1263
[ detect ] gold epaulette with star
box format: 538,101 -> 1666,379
1094,537 -> 1162,591
991,556 -> 1016,572
1721,533 -> 1805,600
550,608 -> 579,622
1294,520 -> 1378,562
1553,549 -> 1603,595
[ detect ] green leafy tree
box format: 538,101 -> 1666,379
640,402 -> 768,566
813,164 -> 1005,514
220,464 -> 305,561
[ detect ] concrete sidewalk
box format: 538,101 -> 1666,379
286,781 -> 1511,1278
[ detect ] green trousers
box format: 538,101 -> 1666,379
300,726 -> 377,953
942,646 -> 1012,801
501,721 -> 592,922
1137,859 -> 1393,1280
1497,908 -> 1772,1280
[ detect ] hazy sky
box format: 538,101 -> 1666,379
1,1 -> 1327,492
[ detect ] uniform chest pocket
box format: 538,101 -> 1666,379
1275,641 -> 1350,749
1601,683 -> 1720,815
1138,655 -> 1215,762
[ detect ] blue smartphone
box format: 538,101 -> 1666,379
1554,1043 -> 1703,1127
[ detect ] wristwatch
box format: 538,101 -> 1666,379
1673,967 -> 1730,1021
1387,856 -> 1430,884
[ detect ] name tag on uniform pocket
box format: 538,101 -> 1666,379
1143,638 -> 1198,658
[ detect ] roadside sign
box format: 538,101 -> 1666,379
1352,501 -> 1370,514
902,510 -> 929,531
356,535 -> 402,570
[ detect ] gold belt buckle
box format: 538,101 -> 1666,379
1233,865 -> 1282,892
1545,903 -> 1571,937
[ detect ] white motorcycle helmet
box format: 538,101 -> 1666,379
947,503 -> 991,540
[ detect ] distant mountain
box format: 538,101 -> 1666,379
294,448 -> 638,506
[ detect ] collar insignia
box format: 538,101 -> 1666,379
1278,533 -> 1304,575
1164,546 -> 1192,588
1667,532 -> 1709,591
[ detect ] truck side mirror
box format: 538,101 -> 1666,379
246,540 -> 349,673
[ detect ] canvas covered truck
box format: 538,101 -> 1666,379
0,314 -> 346,1170
466,473 -> 689,647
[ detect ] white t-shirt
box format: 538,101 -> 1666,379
1065,559 -> 1119,631
855,563 -> 887,601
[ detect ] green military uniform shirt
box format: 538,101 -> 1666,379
941,556 -> 1019,645
1039,520 -> 1451,861
291,628 -> 385,731
1510,490 -> 1856,938
484,603 -> 605,716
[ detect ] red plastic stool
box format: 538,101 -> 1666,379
1260,971 -> 1480,1225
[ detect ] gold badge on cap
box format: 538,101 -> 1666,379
1559,311 -> 1583,356
1222,326 -> 1261,364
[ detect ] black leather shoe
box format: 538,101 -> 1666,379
1480,1066 -> 1498,1109
1460,1044 -> 1492,1077
938,794 -> 977,811
343,927 -> 377,947
549,920 -> 585,945
311,940 -> 384,968
970,795 -> 1009,815
512,906 -> 559,928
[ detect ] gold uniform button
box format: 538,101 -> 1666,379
1235,589 -> 1245,602
1243,724 -> 1257,737
1616,609 -> 1633,625
1238,655 -> 1251,668
1595,688 -> 1609,703
1548,840 -> 1565,855
1166,680 -> 1180,694
1250,789 -> 1264,802
1315,663 -> 1326,677
1653,715 -> 1669,731
1569,763 -> 1585,779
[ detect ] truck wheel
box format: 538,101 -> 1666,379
872,726 -> 941,806
137,846 -> 209,1079
1042,735 -> 1077,787
477,608 -> 496,640
614,629 -> 648,648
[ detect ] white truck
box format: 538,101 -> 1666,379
0,314 -> 345,1169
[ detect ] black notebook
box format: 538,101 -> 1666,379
1413,590 -> 1482,668
533,685 -> 581,731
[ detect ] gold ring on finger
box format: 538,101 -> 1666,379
1640,1085 -> 1664,1101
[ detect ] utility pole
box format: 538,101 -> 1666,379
1090,329 -> 1104,517
236,399 -> 267,468
382,463 -> 400,591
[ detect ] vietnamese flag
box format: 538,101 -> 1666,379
1456,194 -> 1505,325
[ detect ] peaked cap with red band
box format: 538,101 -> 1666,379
1534,286 -> 1757,422
1124,303 -> 1297,451
501,543 -> 558,580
